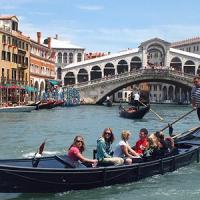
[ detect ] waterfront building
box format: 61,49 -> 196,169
171,37 -> 200,55
0,16 -> 30,86
44,35 -> 85,82
30,32 -> 56,98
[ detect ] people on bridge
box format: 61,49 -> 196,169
68,136 -> 98,167
96,128 -> 124,166
191,76 -> 200,120
114,130 -> 140,165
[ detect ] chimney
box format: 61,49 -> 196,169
37,32 -> 41,44
55,34 -> 58,40
48,37 -> 51,48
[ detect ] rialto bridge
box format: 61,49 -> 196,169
62,38 -> 200,104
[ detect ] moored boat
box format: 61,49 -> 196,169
0,105 -> 36,112
38,100 -> 56,109
119,105 -> 150,119
0,126 -> 199,193
105,99 -> 112,107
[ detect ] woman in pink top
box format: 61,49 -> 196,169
68,136 -> 97,167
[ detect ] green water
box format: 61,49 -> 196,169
0,104 -> 199,200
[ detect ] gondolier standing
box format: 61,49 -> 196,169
191,76 -> 200,120
134,91 -> 140,110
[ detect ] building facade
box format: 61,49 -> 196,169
0,16 -> 30,86
44,35 -> 85,82
30,32 -> 56,97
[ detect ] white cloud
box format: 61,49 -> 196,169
77,5 -> 104,11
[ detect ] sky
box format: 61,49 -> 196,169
1,0 -> 200,53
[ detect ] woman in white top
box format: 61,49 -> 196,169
114,130 -> 140,164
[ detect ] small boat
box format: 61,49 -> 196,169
52,100 -> 64,108
38,100 -> 56,109
0,126 -> 199,193
119,105 -> 150,119
26,101 -> 41,110
0,105 -> 36,112
105,99 -> 112,107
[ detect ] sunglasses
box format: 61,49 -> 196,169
76,140 -> 83,143
105,132 -> 111,135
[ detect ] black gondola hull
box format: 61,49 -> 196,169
0,143 -> 199,193
119,105 -> 150,119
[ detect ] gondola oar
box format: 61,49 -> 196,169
139,100 -> 164,121
32,139 -> 47,167
160,108 -> 196,132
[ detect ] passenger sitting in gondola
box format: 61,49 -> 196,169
68,136 -> 98,168
96,128 -> 124,166
132,128 -> 149,156
145,131 -> 176,159
127,107 -> 137,113
113,130 -> 140,165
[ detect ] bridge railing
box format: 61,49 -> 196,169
65,68 -> 195,88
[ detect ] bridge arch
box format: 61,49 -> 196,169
147,43 -> 166,66
184,60 -> 195,75
64,72 -> 75,85
57,67 -> 62,80
130,56 -> 142,71
168,85 -> 174,100
117,60 -> 128,74
78,68 -> 88,83
91,66 -> 102,80
104,63 -> 115,76
170,57 -> 182,71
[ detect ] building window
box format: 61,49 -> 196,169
1,51 -> 6,60
58,52 -> 62,63
7,52 -> 11,61
77,53 -> 82,62
63,53 -> 67,63
2,68 -> 4,77
12,69 -> 17,80
7,69 -> 9,80
69,53 -> 73,63
2,35 -> 6,43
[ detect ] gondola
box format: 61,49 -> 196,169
119,105 -> 150,119
38,100 -> 56,109
105,99 -> 112,107
0,126 -> 200,193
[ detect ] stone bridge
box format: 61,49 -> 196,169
69,69 -> 195,104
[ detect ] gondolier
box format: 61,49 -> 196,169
191,76 -> 200,120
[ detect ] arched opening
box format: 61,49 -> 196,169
130,57 -> 142,71
147,44 -> 165,66
117,60 -> 128,74
40,81 -> 45,93
63,53 -> 67,64
77,68 -> 88,83
184,60 -> 195,75
57,67 -> 62,80
104,63 -> 115,76
168,86 -> 174,101
57,52 -> 62,63
175,87 -> 181,102
170,57 -> 182,72
90,66 -> 102,80
162,86 -> 167,101
64,72 -> 75,85
34,81 -> 39,90
197,65 -> 200,75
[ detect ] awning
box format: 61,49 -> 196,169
23,86 -> 38,92
48,80 -> 59,86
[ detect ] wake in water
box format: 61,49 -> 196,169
22,150 -> 60,158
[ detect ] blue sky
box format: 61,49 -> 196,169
1,0 -> 200,53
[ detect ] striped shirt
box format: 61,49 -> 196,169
191,86 -> 200,105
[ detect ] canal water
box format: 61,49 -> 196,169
0,104 -> 200,200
